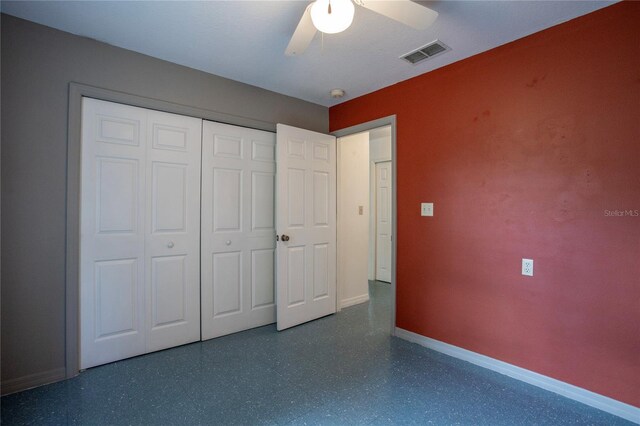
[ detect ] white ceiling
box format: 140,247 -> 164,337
2,1 -> 616,107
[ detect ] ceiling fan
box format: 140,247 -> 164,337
285,0 -> 438,56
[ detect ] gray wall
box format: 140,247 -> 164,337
0,13 -> 328,393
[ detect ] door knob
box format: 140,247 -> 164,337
281,234 -> 290,242
167,241 -> 174,248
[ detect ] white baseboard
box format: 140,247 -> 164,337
1,367 -> 66,396
340,293 -> 370,309
395,328 -> 639,424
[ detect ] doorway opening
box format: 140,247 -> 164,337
335,118 -> 396,334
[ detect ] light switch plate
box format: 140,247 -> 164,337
421,203 -> 433,217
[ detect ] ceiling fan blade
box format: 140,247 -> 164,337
285,4 -> 317,56
359,0 -> 438,30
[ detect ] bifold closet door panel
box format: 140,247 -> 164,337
81,98 -> 202,369
145,110 -> 202,352
81,99 -> 148,369
201,121 -> 276,340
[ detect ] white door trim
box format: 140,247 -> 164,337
331,116 -> 397,335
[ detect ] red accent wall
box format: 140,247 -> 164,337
330,2 -> 640,407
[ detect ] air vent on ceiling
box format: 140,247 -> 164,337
401,40 -> 450,64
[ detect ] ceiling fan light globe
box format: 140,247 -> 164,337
310,0 -> 355,34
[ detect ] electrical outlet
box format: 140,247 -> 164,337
421,203 -> 434,217
522,258 -> 534,276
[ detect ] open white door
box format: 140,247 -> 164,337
276,124 -> 336,331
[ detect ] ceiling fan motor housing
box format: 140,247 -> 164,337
311,0 -> 355,34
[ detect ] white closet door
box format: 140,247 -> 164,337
81,99 -> 148,368
81,98 -> 201,369
276,124 -> 336,331
145,110 -> 202,352
375,161 -> 392,282
201,121 -> 276,340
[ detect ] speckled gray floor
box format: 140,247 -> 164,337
1,281 -> 633,425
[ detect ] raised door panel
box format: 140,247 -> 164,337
152,124 -> 189,152
96,115 -> 140,147
150,256 -> 187,329
252,140 -> 275,163
251,249 -> 275,309
151,163 -> 187,233
286,246 -> 306,307
212,251 -> 242,317
94,259 -> 139,339
287,169 -> 305,228
313,142 -> 330,163
287,139 -> 306,160
201,121 -> 276,340
212,168 -> 243,232
96,157 -> 138,235
313,172 -> 329,227
214,134 -> 243,159
313,244 -> 329,300
251,172 -> 275,232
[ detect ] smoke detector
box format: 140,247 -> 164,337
330,88 -> 345,99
